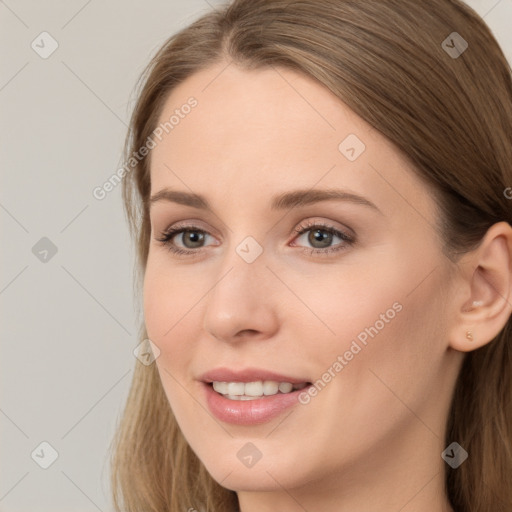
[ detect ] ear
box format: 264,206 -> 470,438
448,221 -> 512,353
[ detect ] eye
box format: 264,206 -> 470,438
155,224 -> 215,256
291,220 -> 355,256
155,220 -> 355,258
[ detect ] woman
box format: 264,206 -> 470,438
110,1 -> 512,511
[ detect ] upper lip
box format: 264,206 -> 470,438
199,367 -> 311,384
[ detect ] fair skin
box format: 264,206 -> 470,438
143,60 -> 512,512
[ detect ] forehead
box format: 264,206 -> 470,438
148,61 -> 435,222
153,62 -> 372,162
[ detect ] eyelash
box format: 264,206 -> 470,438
155,221 -> 355,258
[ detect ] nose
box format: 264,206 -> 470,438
202,244 -> 280,344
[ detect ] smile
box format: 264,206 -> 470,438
212,380 -> 309,400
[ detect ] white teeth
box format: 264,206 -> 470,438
212,380 -> 308,399
226,382 -> 245,395
278,382 -> 293,393
263,381 -> 279,395
212,381 -> 228,394
244,381 -> 263,396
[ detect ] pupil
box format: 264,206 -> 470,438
185,231 -> 204,248
310,229 -> 331,248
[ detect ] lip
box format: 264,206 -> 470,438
199,367 -> 313,425
202,382 -> 312,425
199,367 -> 311,385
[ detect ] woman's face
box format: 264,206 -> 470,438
144,62 -> 464,502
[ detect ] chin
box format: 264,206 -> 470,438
200,450 -> 312,493
210,470 -> 291,493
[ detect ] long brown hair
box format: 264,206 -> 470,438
109,1 -> 512,510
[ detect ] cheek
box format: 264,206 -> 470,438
143,262 -> 202,431
285,267 -> 446,459
290,251 -> 443,387
142,256 -> 200,369
284,256 -> 403,347
294,277 -> 405,383
319,267 -> 448,416
143,249 -> 200,334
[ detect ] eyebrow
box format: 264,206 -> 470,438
149,188 -> 382,214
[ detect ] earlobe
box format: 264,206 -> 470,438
448,221 -> 512,353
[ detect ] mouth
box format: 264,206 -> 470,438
207,380 -> 312,401
202,379 -> 314,425
199,368 -> 314,424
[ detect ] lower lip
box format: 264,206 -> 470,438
203,382 -> 310,425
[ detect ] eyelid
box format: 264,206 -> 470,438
293,218 -> 355,239
154,219 -> 219,241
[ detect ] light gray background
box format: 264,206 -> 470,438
1,1 -> 511,510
